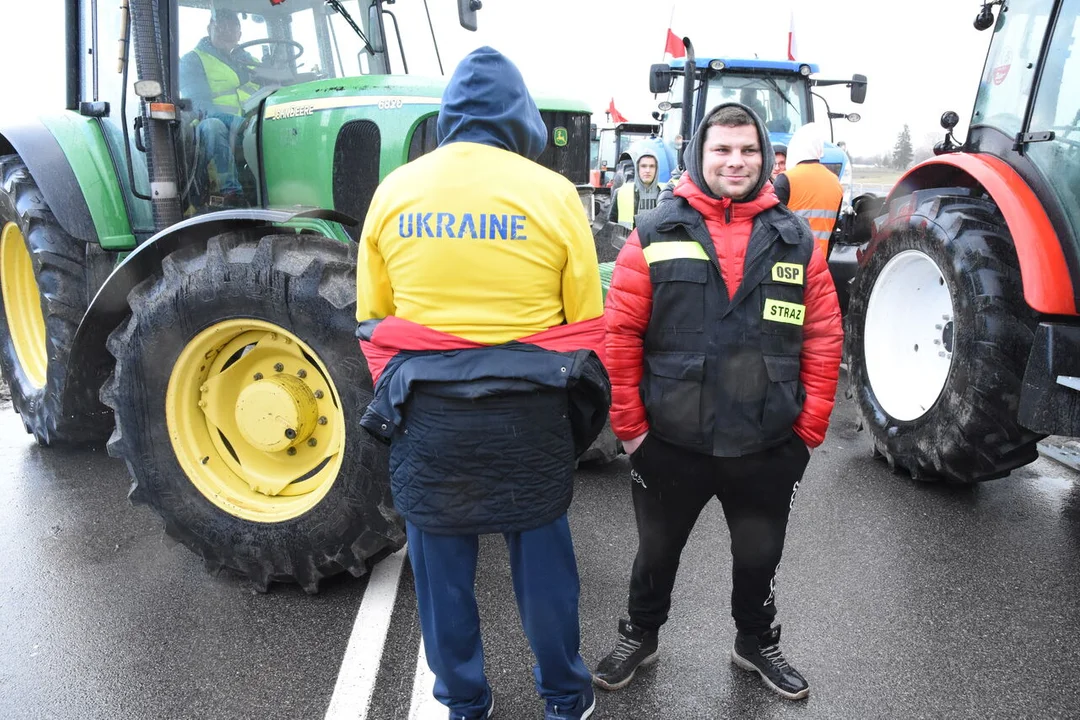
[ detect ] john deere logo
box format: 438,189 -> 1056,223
553,127 -> 568,147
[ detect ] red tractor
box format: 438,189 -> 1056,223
845,0 -> 1080,482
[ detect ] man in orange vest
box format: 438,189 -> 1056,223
772,124 -> 843,259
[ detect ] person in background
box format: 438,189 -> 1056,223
609,148 -> 662,229
772,143 -> 788,180
772,123 -> 843,259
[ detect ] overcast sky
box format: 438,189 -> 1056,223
0,0 -> 995,156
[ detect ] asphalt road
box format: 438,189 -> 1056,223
3,376 -> 1080,720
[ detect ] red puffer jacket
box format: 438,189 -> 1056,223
604,177 -> 843,449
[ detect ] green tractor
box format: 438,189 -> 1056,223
0,0 -> 594,591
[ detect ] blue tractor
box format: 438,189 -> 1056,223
645,46 -> 866,198
629,40 -> 871,309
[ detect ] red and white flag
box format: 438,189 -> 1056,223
664,28 -> 686,59
787,10 -> 798,61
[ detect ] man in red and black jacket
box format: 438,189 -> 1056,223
593,103 -> 843,701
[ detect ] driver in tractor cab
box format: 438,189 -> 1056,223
179,9 -> 264,207
609,147 -> 661,230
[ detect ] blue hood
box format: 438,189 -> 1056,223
436,46 -> 547,160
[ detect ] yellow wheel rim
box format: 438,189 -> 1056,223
166,319 -> 346,523
0,222 -> 47,388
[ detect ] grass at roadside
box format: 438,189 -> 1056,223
852,166 -> 904,186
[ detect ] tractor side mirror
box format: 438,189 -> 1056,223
850,74 -> 867,104
458,0 -> 481,31
367,4 -> 386,53
650,64 -> 673,95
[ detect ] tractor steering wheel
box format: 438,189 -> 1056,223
236,38 -> 304,64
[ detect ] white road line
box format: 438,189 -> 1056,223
408,639 -> 444,720
324,547 -> 408,720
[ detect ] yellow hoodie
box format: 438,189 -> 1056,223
356,141 -> 603,345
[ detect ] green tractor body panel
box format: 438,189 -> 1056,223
258,76 -> 594,223
280,217 -> 355,243
260,76 -> 445,212
38,113 -> 139,250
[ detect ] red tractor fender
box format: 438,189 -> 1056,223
879,153 -> 1074,316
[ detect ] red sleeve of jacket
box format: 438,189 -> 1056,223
794,245 -> 844,448
604,231 -> 653,440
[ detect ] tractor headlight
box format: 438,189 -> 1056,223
709,59 -> 726,71
799,64 -> 811,76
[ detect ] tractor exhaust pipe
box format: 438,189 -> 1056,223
128,0 -> 183,230
678,37 -> 695,172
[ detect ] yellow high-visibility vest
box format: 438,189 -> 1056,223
194,49 -> 260,113
616,183 -> 636,228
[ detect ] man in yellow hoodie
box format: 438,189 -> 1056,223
356,47 -> 606,720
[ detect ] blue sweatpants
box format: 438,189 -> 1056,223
407,514 -> 592,719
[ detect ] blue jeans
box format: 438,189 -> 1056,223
194,112 -> 242,194
407,515 -> 593,719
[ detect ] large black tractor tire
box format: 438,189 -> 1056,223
101,230 -> 404,592
845,192 -> 1043,483
0,155 -> 107,446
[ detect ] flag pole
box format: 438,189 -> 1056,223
661,1 -> 677,61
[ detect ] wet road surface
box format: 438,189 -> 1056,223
3,376 -> 1080,719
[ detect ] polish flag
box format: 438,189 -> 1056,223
787,10 -> 798,61
664,28 -> 686,59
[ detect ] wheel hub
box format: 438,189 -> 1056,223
942,320 -> 954,353
0,222 -> 47,388
234,373 -> 319,453
863,249 -> 956,422
166,319 -> 345,523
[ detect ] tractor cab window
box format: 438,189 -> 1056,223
971,0 -> 1054,137
705,73 -> 809,135
175,1 -> 340,214
1027,0 -> 1080,248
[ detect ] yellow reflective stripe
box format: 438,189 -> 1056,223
616,183 -> 636,226
642,241 -> 710,265
763,298 -> 805,325
771,262 -> 804,285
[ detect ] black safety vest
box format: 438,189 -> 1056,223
635,197 -> 814,457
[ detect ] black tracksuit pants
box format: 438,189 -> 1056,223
626,432 -> 810,636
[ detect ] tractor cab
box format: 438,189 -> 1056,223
80,0 -> 592,224
648,52 -> 866,208
590,121 -> 663,188
958,0 -> 1080,254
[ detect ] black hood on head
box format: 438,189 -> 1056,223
684,102 -> 774,202
436,46 -> 547,160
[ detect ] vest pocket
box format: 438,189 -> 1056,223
761,355 -> 805,433
642,352 -> 706,446
649,259 -> 709,332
